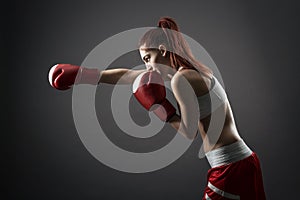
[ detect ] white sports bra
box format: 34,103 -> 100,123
197,75 -> 228,119
166,75 -> 228,119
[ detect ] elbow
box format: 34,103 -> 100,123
184,130 -> 198,140
182,123 -> 199,140
177,124 -> 198,140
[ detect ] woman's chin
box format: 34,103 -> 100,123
153,70 -> 162,75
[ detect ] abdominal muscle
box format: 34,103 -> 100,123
198,101 -> 241,153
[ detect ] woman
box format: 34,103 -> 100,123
49,17 -> 266,200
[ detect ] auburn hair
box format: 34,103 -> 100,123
139,17 -> 213,79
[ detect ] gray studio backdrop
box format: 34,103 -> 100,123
8,0 -> 300,199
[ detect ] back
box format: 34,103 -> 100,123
175,68 -> 241,151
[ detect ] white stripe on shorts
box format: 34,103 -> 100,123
205,193 -> 212,200
208,182 -> 240,199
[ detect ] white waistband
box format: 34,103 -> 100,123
205,140 -> 252,168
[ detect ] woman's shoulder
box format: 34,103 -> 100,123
171,68 -> 212,97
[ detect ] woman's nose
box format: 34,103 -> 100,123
146,64 -> 153,71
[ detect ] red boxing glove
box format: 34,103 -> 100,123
132,71 -> 176,122
48,64 -> 100,90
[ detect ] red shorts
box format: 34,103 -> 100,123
203,141 -> 266,200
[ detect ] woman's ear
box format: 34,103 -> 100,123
158,44 -> 167,57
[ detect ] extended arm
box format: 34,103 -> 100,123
48,63 -> 146,90
99,68 -> 146,85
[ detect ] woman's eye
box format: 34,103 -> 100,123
144,56 -> 150,63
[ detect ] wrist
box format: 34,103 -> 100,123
77,67 -> 101,85
152,99 -> 176,122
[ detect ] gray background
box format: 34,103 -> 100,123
5,0 -> 300,199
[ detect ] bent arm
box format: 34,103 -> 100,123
168,73 -> 200,140
99,68 -> 146,85
168,113 -> 199,140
